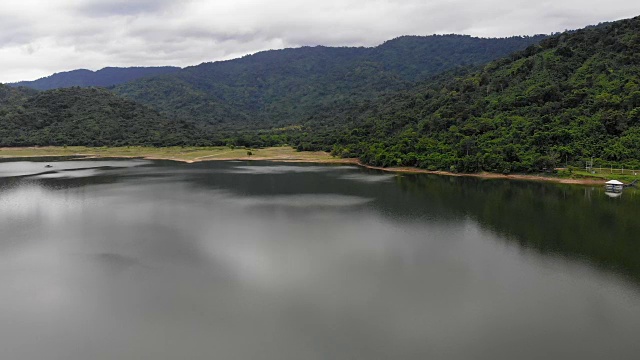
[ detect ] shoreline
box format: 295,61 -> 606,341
0,148 -> 609,186
356,164 -> 607,185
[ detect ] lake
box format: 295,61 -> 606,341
1,159 -> 639,360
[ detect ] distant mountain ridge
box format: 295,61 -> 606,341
9,66 -> 181,91
0,33 -> 549,149
6,35 -> 546,131
109,34 -> 546,129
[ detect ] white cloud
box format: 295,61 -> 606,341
0,0 -> 638,83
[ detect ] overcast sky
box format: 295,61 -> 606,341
0,0 -> 638,83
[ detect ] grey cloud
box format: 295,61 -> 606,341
0,17 -> 35,47
76,0 -> 181,17
128,23 -> 261,45
0,0 -> 638,83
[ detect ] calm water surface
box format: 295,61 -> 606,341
1,159 -> 639,360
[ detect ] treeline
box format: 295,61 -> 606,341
292,16 -> 640,172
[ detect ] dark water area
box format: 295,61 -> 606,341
1,159 -> 639,360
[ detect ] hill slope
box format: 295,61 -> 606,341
112,35 -> 546,129
0,87 -> 207,147
294,16 -> 640,172
0,84 -> 39,107
10,67 -> 181,91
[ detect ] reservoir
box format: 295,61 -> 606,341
1,159 -> 639,359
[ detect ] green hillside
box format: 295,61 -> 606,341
294,16 -> 640,173
0,84 -> 38,107
0,87 -> 208,147
112,35 -> 545,130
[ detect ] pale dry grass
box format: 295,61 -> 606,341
0,146 -> 351,163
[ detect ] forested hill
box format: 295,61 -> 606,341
295,16 -> 640,173
0,84 -> 38,107
0,87 -> 207,147
372,35 -> 549,80
10,67 -> 181,91
112,34 -> 546,129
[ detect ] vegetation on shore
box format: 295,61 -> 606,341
562,168 -> 640,183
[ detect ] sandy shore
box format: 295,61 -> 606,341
185,157 -> 607,185
356,164 -> 607,185
72,154 -> 358,164
1,149 -> 609,186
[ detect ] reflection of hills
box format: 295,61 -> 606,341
2,159 -> 638,283
394,175 -> 640,284
180,162 -> 640,283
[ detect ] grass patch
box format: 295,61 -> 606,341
560,168 -> 640,184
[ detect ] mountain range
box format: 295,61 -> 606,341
1,16 -> 639,173
111,35 -> 546,129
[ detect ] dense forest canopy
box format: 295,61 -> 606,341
112,34 -> 545,129
0,87 -> 208,147
0,84 -> 38,107
292,16 -> 640,172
